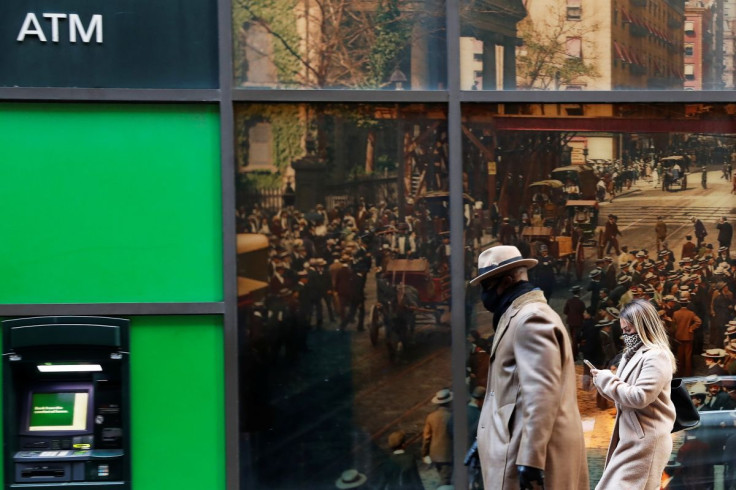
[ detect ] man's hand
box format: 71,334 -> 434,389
518,465 -> 544,489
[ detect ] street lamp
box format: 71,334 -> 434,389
583,147 -> 589,165
389,68 -> 407,90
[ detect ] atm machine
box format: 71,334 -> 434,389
3,316 -> 130,489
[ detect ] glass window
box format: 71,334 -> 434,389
462,101 -> 736,487
236,103 -> 458,489
233,1 -> 447,89
685,43 -> 694,56
567,37 -> 583,59
567,0 -> 582,21
458,1 -> 735,90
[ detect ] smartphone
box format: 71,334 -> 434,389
583,359 -> 596,370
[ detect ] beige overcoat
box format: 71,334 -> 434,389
477,290 -> 589,490
594,346 -> 675,490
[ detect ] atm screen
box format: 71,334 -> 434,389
28,392 -> 89,432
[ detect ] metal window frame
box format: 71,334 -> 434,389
0,0 -> 734,488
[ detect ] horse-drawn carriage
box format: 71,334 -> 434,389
521,226 -> 576,284
369,258 -> 449,361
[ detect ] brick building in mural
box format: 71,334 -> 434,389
684,1 -> 718,90
519,0 -> 685,90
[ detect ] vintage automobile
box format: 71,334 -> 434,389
550,164 -> 598,200
661,156 -> 688,192
527,179 -> 565,226
671,375 -> 736,488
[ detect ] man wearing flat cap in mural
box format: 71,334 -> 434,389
470,245 -> 588,490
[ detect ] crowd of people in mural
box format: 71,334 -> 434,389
236,151 -> 735,489
237,194 -> 462,361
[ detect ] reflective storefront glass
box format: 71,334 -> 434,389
459,0 -> 736,91
236,103 -> 456,488
462,102 -> 736,486
233,1 -> 447,89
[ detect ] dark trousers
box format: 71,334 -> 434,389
312,296 -> 335,327
605,237 -> 620,255
339,298 -> 365,331
677,340 -> 694,377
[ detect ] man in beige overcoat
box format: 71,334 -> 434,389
470,246 -> 588,489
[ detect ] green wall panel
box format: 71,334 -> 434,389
0,103 -> 223,303
130,316 -> 225,490
0,330 -> 3,488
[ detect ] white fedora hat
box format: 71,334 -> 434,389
335,469 -> 367,489
431,389 -> 454,404
469,246 -> 537,286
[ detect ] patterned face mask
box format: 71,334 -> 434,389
622,332 -> 641,350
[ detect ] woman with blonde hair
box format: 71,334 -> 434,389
591,298 -> 677,490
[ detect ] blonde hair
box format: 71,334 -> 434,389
620,299 -> 677,372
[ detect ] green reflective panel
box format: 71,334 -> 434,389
0,103 -> 223,303
130,316 -> 224,490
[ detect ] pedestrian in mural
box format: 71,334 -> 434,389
701,165 -> 708,189
603,214 -> 623,255
421,389 -> 454,486
578,307 -> 603,387
702,349 -> 728,376
534,244 -> 556,301
717,216 -> 733,257
590,299 -> 677,490
466,333 -> 490,394
470,245 -> 588,490
691,216 -> 708,248
313,258 -> 335,327
681,235 -> 697,260
335,469 -> 367,489
564,285 -> 586,359
498,217 -> 516,245
596,177 -> 607,202
374,430 -> 423,490
672,294 -> 702,377
655,216 -> 667,252
335,255 -> 356,331
489,201 -> 500,239
588,267 -> 603,312
604,256 -> 617,291
660,241 -> 675,266
711,280 -> 734,345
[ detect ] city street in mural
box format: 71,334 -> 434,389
235,102 -> 736,488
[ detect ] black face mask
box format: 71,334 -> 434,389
481,288 -> 503,313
